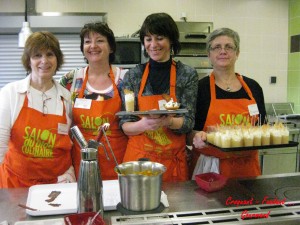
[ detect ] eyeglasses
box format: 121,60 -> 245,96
209,45 -> 237,53
42,93 -> 51,116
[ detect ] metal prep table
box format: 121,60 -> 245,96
260,103 -> 300,174
1,173 -> 300,225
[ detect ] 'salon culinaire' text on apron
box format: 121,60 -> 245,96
0,96 -> 72,188
72,66 -> 128,180
122,61 -> 188,181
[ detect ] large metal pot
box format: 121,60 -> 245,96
115,160 -> 166,211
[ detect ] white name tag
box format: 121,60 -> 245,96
57,123 -> 69,135
74,98 -> 92,109
248,104 -> 259,116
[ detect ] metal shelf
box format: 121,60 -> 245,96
271,103 -> 295,116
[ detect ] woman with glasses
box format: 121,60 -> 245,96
120,13 -> 198,182
59,22 -> 128,180
0,31 -> 75,188
189,27 -> 266,179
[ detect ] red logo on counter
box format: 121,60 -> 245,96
226,196 -> 254,206
225,196 -> 286,220
241,210 -> 271,219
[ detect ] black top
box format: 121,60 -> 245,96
194,75 -> 267,131
148,58 -> 171,94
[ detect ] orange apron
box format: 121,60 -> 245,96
122,61 -> 188,182
72,66 -> 128,180
0,96 -> 72,188
192,73 -> 261,178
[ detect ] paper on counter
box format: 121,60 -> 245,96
103,179 -> 121,210
161,191 -> 169,207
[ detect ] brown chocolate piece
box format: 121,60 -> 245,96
45,190 -> 61,203
48,203 -> 61,207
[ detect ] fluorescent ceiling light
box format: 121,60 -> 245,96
41,12 -> 62,16
18,21 -> 32,48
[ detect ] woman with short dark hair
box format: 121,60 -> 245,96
120,13 -> 198,182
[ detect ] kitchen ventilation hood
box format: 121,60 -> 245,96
0,12 -> 107,34
0,0 -> 106,34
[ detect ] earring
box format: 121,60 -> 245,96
170,46 -> 174,56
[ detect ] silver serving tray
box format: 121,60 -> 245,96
115,109 -> 188,117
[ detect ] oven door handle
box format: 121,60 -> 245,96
185,33 -> 207,39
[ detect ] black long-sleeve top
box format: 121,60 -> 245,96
194,75 -> 267,131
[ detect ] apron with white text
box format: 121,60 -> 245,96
191,73 -> 261,178
0,96 -> 72,188
123,61 -> 188,181
72,66 -> 128,180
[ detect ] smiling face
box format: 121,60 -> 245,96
208,35 -> 240,70
30,49 -> 57,80
144,34 -> 171,62
83,31 -> 112,64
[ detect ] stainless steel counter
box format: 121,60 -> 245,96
1,173 -> 300,224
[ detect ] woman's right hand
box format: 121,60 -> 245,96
122,115 -> 169,136
193,131 -> 207,148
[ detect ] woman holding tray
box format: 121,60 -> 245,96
121,13 -> 198,181
189,27 -> 267,179
119,13 -> 198,182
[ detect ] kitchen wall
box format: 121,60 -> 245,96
288,0 -> 300,113
0,0 -> 289,104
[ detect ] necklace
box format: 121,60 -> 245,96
222,76 -> 235,92
225,80 -> 232,92
226,86 -> 231,92
215,74 -> 236,92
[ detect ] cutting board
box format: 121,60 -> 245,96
25,180 -> 121,216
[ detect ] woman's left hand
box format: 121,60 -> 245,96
57,165 -> 76,183
193,131 -> 207,148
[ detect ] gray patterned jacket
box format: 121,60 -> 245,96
119,60 -> 198,134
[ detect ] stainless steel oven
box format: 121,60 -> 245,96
113,37 -> 147,69
174,56 -> 212,79
174,22 -> 213,79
